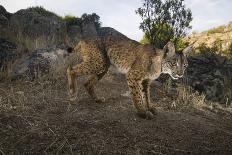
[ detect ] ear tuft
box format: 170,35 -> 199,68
67,47 -> 74,53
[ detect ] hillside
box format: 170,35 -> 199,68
0,6 -> 232,154
1,70 -> 232,154
186,22 -> 232,53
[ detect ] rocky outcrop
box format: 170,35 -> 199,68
10,47 -> 70,80
98,27 -> 128,39
0,6 -> 104,51
0,38 -> 20,80
0,5 -> 11,26
9,7 -> 66,50
186,53 -> 232,102
186,22 -> 232,51
0,5 -> 104,79
2,5 -> 231,104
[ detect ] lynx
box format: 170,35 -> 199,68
67,36 -> 191,119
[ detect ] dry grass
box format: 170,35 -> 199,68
154,76 -> 232,114
0,69 -> 232,154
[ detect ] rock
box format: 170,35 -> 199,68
82,22 -> 98,37
186,53 -> 232,102
186,21 -> 232,52
10,47 -> 69,80
0,5 -> 11,19
0,38 -> 20,78
0,5 -> 11,35
98,27 -> 128,39
9,7 -> 67,50
67,25 -> 82,45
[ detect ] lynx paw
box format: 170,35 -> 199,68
149,106 -> 157,115
69,94 -> 77,101
94,97 -> 105,103
137,111 -> 154,120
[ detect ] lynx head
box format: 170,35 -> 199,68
161,41 -> 192,79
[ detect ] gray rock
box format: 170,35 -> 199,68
0,38 -> 18,72
0,5 -> 11,19
10,47 -> 69,80
82,22 -> 98,37
98,27 -> 128,39
67,25 -> 82,45
9,7 -> 66,50
186,53 -> 232,102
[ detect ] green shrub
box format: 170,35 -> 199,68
81,13 -> 101,30
228,43 -> 232,58
207,26 -> 225,34
63,15 -> 78,20
27,6 -> 61,18
197,40 -> 224,55
63,15 -> 81,26
174,38 -> 189,52
211,38 -> 222,52
198,43 -> 214,54
140,34 -> 150,45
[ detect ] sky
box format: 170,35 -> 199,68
1,0 -> 232,41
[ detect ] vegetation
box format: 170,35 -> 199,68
136,0 -> 192,48
197,40 -> 223,55
26,7 -> 102,30
228,43 -> 232,58
63,15 -> 78,20
63,15 -> 82,26
207,25 -> 225,34
81,13 -> 101,30
63,13 -> 102,30
196,39 -> 232,58
27,6 -> 61,18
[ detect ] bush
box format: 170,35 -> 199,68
211,38 -> 223,52
63,15 -> 78,20
174,38 -> 189,52
63,13 -> 102,30
198,43 -> 214,54
81,13 -> 101,30
27,6 -> 61,18
63,15 -> 81,26
207,26 -> 225,34
228,43 -> 232,58
197,39 -> 224,55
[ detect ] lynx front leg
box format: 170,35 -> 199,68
126,73 -> 154,119
142,79 -> 157,115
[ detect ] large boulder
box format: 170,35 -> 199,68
186,53 -> 232,102
98,27 -> 128,39
0,5 -> 11,26
0,38 -> 18,79
10,47 -> 71,80
9,7 -> 67,50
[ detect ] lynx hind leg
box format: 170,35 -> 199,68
126,74 -> 154,119
142,79 -> 157,115
67,62 -> 108,101
67,66 -> 77,99
67,63 -> 97,101
84,70 -> 108,103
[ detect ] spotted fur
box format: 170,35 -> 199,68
67,36 -> 191,119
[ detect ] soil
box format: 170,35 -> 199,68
0,72 -> 232,155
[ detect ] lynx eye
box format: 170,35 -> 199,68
170,60 -> 177,65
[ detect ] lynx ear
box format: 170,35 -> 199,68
182,45 -> 193,56
163,41 -> 175,58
